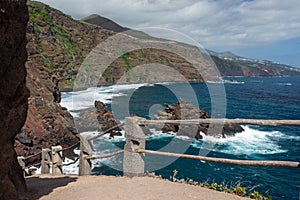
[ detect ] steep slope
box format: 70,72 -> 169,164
209,51 -> 300,76
27,1 -> 114,89
83,15 -> 300,77
15,1 -> 115,158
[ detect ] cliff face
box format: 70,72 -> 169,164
0,0 -> 29,199
16,1 -> 119,159
15,57 -> 80,158
24,1 -> 300,93
84,14 -> 300,78
211,55 -> 300,77
26,1 -> 114,89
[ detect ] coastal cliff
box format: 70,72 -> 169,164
83,14 -> 300,78
14,1 -> 114,159
16,1 -> 300,160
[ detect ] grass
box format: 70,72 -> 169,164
41,52 -> 52,69
103,67 -> 113,83
118,50 -> 133,70
29,6 -> 54,69
29,1 -> 84,75
145,170 -> 272,200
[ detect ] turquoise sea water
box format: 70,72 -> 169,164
62,76 -> 300,199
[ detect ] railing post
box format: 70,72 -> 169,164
79,135 -> 92,176
17,156 -> 26,176
123,116 -> 146,177
41,148 -> 51,174
51,145 -> 63,176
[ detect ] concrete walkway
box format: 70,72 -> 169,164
24,175 -> 248,200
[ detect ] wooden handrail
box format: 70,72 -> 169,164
88,123 -> 125,141
141,119 -> 300,126
136,148 -> 300,168
19,117 -> 300,177
85,150 -> 124,160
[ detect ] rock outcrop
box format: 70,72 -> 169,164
153,100 -> 244,139
76,101 -> 122,137
26,1 -> 114,89
0,0 -> 29,199
14,1 -> 115,160
13,0 -> 114,160
14,55 -> 79,160
94,101 -> 122,137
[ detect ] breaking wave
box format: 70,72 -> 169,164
60,83 -> 152,116
191,126 -> 289,156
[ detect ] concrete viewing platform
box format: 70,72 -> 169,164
24,175 -> 248,200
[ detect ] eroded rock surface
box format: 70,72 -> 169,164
0,0 -> 29,198
153,100 -> 244,139
14,60 -> 79,161
77,101 -> 122,137
13,1 -> 114,161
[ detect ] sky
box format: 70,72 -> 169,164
39,0 -> 300,67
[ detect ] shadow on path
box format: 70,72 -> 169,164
22,176 -> 78,199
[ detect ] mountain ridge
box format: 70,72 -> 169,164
81,14 -> 300,77
81,14 -> 129,32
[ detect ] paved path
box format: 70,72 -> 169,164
24,175 -> 248,200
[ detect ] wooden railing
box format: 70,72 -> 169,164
17,142 -> 79,176
142,118 -> 300,126
19,117 -> 300,176
80,116 -> 300,177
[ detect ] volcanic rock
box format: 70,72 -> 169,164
77,101 -> 122,138
14,66 -> 80,160
13,1 -> 115,161
0,0 -> 29,198
153,99 -> 244,139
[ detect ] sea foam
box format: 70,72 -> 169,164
191,125 -> 288,156
59,83 -> 297,174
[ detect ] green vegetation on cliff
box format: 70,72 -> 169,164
27,1 -> 113,89
27,1 -> 300,90
209,51 -> 300,76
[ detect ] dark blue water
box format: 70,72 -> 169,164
92,76 -> 300,200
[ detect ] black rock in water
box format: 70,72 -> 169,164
77,101 -> 121,138
94,101 -> 122,137
152,99 -> 244,139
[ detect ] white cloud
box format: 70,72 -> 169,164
39,0 -> 300,51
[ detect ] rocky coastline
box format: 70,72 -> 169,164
77,99 -> 244,140
76,101 -> 122,138
151,99 -> 244,139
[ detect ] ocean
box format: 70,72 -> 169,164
61,76 -> 300,200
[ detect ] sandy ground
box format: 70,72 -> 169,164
23,175 -> 248,200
